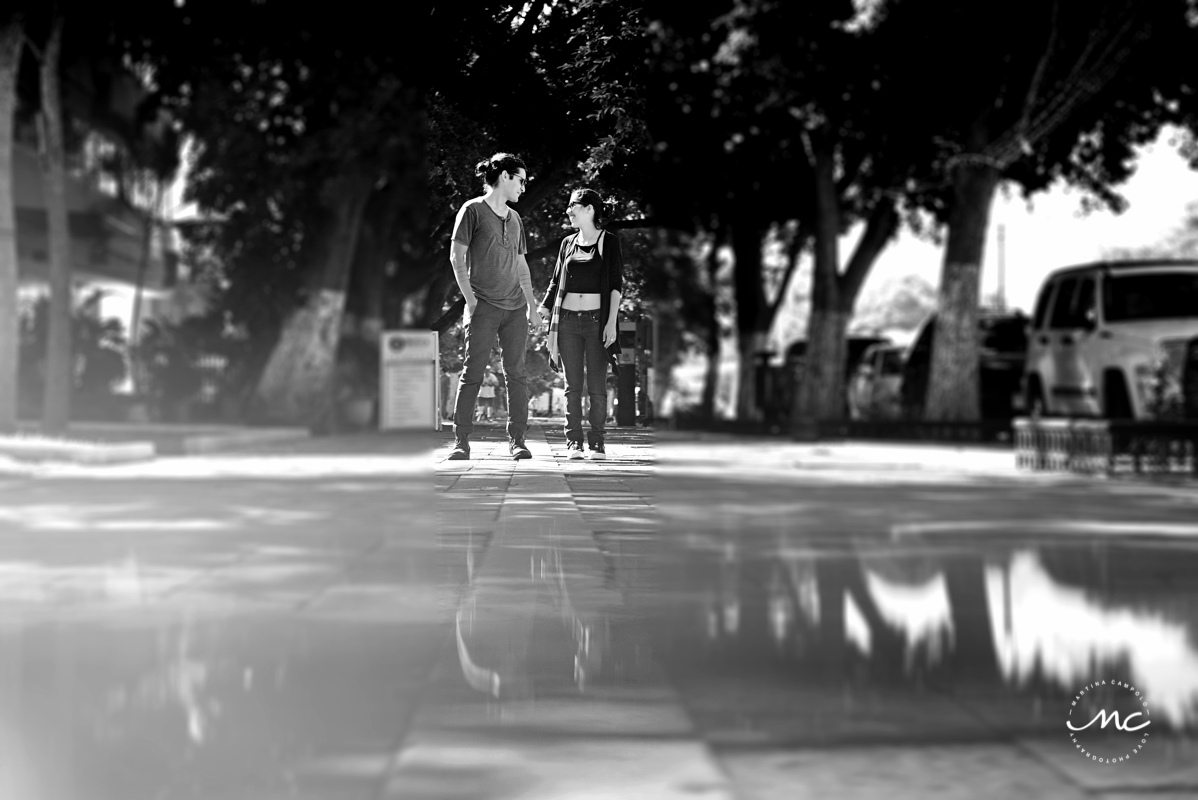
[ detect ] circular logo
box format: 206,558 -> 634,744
388,336 -> 406,353
1066,680 -> 1151,765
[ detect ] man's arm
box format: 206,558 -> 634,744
450,241 -> 475,313
517,254 -> 542,330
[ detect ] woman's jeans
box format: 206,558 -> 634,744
558,308 -> 608,442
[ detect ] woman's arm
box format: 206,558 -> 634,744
603,233 -> 624,344
540,237 -> 569,311
604,290 -> 622,347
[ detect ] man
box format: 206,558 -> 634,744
448,153 -> 542,460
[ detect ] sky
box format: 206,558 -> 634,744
860,125 -> 1198,316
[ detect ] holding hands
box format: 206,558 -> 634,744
529,304 -> 548,332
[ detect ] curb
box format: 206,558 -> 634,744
1,425 -> 312,465
0,440 -> 155,466
162,427 -> 313,455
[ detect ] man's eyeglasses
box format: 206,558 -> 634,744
510,174 -> 527,189
566,201 -> 584,209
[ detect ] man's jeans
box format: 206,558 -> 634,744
558,308 -> 607,442
453,299 -> 529,442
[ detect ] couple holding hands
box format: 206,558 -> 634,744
447,152 -> 623,462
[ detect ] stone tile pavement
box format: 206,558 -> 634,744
426,425 -> 1198,799
1,425 -> 1193,798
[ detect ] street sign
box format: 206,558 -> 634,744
380,331 -> 440,430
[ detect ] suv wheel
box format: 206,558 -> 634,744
1103,372 -> 1133,419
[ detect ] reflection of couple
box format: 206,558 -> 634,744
455,538 -> 619,701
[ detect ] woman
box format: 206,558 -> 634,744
539,188 -> 624,460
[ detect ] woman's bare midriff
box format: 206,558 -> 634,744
561,292 -> 602,311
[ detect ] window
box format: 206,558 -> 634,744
879,349 -> 904,375
1075,278 -> 1096,327
1032,281 -> 1056,330
1103,272 -> 1198,322
1048,277 -> 1080,329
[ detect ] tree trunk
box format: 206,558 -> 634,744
253,175 -> 374,425
353,183 -> 408,339
924,163 -> 999,422
794,137 -> 846,425
39,15 -> 72,434
943,556 -> 999,682
650,306 -> 679,422
798,306 -> 852,420
0,21 -> 22,433
731,220 -> 768,422
698,243 -> 720,422
419,268 -> 455,329
792,139 -> 898,430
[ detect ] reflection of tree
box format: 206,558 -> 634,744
813,553 -> 905,677
695,544 -> 1001,684
941,556 -> 1000,682
992,548 -> 1198,727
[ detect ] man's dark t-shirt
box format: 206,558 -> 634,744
452,197 -> 528,310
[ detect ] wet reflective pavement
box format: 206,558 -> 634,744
2,427 -> 1197,798
653,437 -> 1198,799
1,435 -> 439,799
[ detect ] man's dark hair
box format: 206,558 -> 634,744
476,153 -> 527,187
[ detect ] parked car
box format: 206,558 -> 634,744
757,336 -> 891,422
901,310 -> 1029,420
1022,259 -> 1198,419
847,342 -> 906,420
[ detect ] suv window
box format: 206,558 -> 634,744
1103,271 -> 1198,322
1048,277 -> 1080,329
1032,280 -> 1056,330
1075,277 -> 1097,327
879,349 -> 903,375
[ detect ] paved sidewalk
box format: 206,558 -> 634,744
3,427 -> 1194,798
425,426 -> 1198,800
418,423 -> 737,798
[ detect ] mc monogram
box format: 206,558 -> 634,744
1066,709 -> 1151,733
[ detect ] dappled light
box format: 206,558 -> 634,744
3,0 -> 1198,794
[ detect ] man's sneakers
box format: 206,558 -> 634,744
587,438 -> 607,461
447,436 -> 531,461
566,439 -> 585,460
448,438 -> 470,460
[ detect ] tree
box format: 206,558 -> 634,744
0,1 -> 181,432
116,1 -> 442,425
36,10 -> 72,433
851,274 -> 938,336
1103,198 -> 1198,260
120,2 -> 656,426
883,0 -> 1198,421
0,17 -> 22,433
644,0 -> 905,424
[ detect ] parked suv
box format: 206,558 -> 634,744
848,342 -> 905,420
1022,259 -> 1198,419
901,310 -> 1028,420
